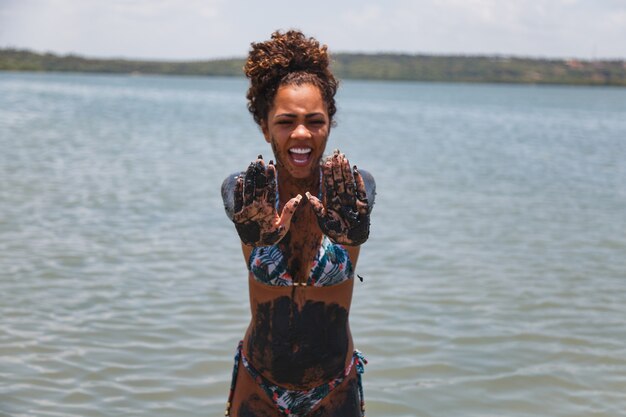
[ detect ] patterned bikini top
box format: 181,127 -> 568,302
248,236 -> 354,287
247,168 -> 354,287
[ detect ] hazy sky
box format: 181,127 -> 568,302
1,0 -> 625,60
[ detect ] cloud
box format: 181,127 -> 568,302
0,0 -> 229,59
107,0 -> 221,20
343,5 -> 383,26
339,0 -> 626,58
1,0 -> 626,59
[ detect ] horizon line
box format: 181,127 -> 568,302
2,46 -> 625,63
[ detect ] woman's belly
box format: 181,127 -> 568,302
243,294 -> 353,389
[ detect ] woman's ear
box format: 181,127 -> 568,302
261,120 -> 271,143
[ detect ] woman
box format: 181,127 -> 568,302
221,30 -> 375,417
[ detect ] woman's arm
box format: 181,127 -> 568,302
358,168 -> 376,213
221,171 -> 243,222
222,173 -> 256,263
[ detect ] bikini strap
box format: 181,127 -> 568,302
226,343 -> 368,417
354,350 -> 368,416
225,341 -> 243,416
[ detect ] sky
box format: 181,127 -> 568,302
1,0 -> 625,61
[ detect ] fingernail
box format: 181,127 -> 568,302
305,192 -> 312,199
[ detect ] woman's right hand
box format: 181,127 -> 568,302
233,155 -> 302,246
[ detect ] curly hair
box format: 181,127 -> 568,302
244,30 -> 338,126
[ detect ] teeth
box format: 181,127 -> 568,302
289,147 -> 311,154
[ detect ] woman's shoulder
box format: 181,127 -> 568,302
221,172 -> 243,221
357,168 -> 376,211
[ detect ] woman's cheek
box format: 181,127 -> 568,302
269,140 -> 287,167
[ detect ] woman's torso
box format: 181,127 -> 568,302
241,199 -> 359,390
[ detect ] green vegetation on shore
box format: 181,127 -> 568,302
1,48 -> 625,86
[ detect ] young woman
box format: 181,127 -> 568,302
221,30 -> 375,417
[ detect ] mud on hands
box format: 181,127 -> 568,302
233,155 -> 302,246
306,150 -> 371,246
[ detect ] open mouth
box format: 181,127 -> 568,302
288,147 -> 312,166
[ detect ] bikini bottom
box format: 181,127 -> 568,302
225,340 -> 367,417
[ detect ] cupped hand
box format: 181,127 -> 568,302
233,155 -> 302,246
306,149 -> 370,246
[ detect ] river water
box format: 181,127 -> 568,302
1,72 -> 625,417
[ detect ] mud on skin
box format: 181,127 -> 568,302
237,394 -> 277,417
309,376 -> 362,417
248,296 -> 349,386
307,151 -> 370,246
232,156 -> 301,246
237,378 -> 361,417
278,229 -> 313,284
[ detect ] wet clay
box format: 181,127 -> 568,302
236,374 -> 361,417
237,394 -> 277,417
247,295 -> 349,387
309,375 -> 361,417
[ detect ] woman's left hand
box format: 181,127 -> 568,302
306,149 -> 370,246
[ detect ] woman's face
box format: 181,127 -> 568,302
261,83 -> 330,180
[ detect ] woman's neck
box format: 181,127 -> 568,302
277,166 -> 320,199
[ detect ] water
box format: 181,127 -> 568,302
1,72 -> 625,417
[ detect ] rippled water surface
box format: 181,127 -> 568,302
1,72 -> 625,417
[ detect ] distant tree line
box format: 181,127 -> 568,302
1,48 -> 625,86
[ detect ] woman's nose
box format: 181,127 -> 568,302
291,123 -> 312,139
